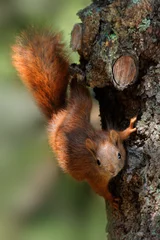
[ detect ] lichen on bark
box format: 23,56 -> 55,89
70,0 -> 160,239
71,0 -> 159,89
105,64 -> 160,240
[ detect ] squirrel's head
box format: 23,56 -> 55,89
85,130 -> 126,178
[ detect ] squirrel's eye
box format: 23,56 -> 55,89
97,159 -> 101,166
118,153 -> 121,159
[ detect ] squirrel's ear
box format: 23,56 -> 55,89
109,130 -> 120,146
85,138 -> 97,156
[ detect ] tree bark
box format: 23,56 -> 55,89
70,0 -> 160,239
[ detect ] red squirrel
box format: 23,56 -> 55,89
12,29 -> 136,209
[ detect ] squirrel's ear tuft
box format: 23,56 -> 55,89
109,130 -> 120,146
85,138 -> 97,156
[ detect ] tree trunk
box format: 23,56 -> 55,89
70,0 -> 160,239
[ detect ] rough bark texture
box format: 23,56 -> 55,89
70,0 -> 160,239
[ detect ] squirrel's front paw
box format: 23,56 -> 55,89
129,116 -> 137,134
104,192 -> 120,210
112,197 -> 120,210
119,116 -> 137,140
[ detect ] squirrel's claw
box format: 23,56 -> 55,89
127,116 -> 137,135
105,194 -> 120,210
119,116 -> 137,140
112,197 -> 120,210
129,116 -> 137,129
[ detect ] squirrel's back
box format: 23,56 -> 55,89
12,29 -> 69,119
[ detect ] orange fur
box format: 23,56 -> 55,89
12,29 -> 136,209
12,29 -> 69,119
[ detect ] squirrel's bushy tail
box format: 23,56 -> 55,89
12,29 -> 69,119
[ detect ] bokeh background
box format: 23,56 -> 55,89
0,0 -> 106,239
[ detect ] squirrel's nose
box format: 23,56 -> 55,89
108,165 -> 116,176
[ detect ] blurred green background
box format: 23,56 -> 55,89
0,0 -> 106,239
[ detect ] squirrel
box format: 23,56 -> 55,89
12,29 -> 136,209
